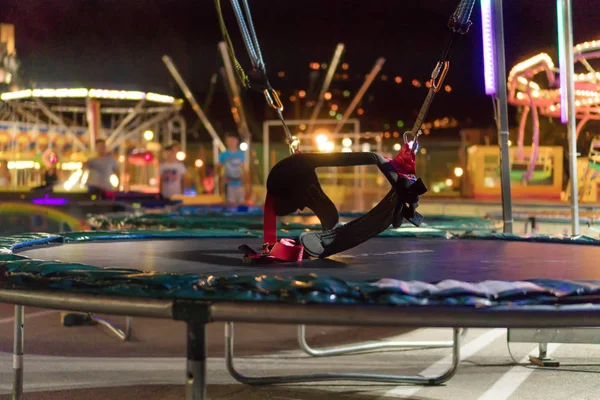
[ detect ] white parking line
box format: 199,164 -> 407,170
380,328 -> 506,398
0,310 -> 58,325
477,343 -> 561,400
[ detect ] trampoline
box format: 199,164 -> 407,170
1,1 -> 599,399
1,230 -> 599,399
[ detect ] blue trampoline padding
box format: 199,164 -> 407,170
87,212 -> 502,233
0,230 -> 599,307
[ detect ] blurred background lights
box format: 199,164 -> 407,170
315,133 -> 328,144
143,130 -> 154,141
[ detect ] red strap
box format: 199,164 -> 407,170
259,192 -> 305,263
269,238 -> 304,262
263,193 -> 277,244
389,143 -> 417,177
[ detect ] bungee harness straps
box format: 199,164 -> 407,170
215,0 -> 296,154
214,0 -> 476,263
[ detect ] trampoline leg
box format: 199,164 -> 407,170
225,322 -> 461,386
297,324 -> 468,356
91,315 -> 133,341
186,320 -> 207,400
62,312 -> 133,341
529,342 -> 560,368
12,305 -> 24,400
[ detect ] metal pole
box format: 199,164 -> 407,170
333,58 -> 386,135
12,305 -> 24,400
493,0 -> 514,234
307,43 -> 345,134
263,121 -> 270,185
213,139 -> 220,196
186,320 -> 206,400
218,61 -> 253,185
353,122 -> 362,211
162,55 -> 225,152
218,42 -> 252,143
558,0 -> 580,235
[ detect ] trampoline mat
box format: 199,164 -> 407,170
20,237 -> 600,282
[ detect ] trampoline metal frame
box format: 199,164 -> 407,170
296,324 -> 469,357
225,322 -> 463,385
2,290 -> 600,400
61,312 -> 134,341
508,327 -> 600,367
91,314 -> 133,341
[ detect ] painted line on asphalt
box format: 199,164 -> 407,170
381,328 -> 507,398
477,343 -> 561,400
0,310 -> 58,325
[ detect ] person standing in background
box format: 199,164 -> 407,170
218,133 -> 250,206
84,138 -> 119,193
0,162 -> 10,187
32,165 -> 58,192
159,142 -> 189,199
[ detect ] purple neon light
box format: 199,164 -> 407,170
32,197 -> 68,205
557,0 -> 568,123
480,0 -> 496,95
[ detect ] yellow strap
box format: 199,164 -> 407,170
214,0 -> 250,88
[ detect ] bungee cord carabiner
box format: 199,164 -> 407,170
405,0 -> 476,153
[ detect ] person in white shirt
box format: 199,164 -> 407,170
0,162 -> 10,187
84,139 -> 119,193
159,143 -> 189,199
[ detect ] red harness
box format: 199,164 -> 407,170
241,143 -> 417,264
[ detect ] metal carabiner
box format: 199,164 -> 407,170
403,131 -> 421,153
430,61 -> 450,93
264,88 -> 284,112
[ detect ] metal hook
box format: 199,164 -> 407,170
264,88 -> 284,112
431,61 -> 450,93
403,131 -> 420,153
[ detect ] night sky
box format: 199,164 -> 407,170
2,0 -> 599,138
